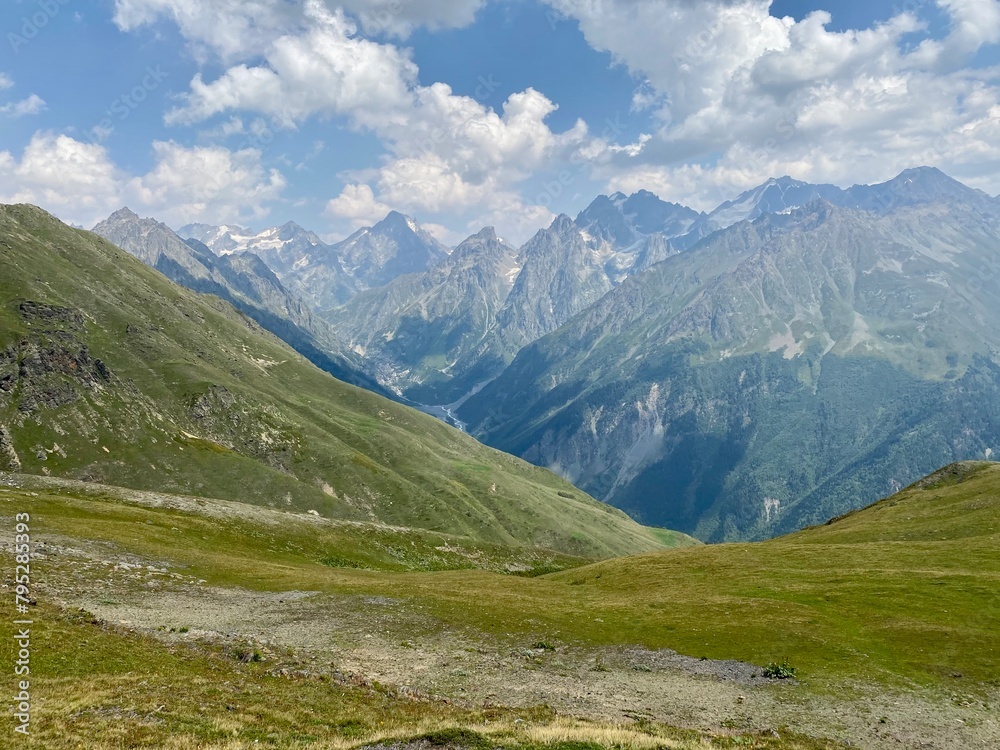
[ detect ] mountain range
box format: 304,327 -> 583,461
91,208 -> 387,396
460,185 -> 1000,540
327,189 -> 711,404
181,210 -> 449,310
90,166 -> 1000,541
1,203 -> 674,557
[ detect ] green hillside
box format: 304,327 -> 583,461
19,459 -> 994,690
2,462 -> 996,748
0,203 -> 679,559
349,459 -> 997,691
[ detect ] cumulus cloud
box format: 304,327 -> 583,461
0,74 -> 46,119
111,0 -> 1000,236
0,133 -> 286,228
125,141 -> 286,225
149,0 -> 589,239
165,2 -> 418,128
546,0 -> 793,124
325,183 -> 392,228
113,0 -> 484,62
910,0 -> 1000,69
113,0 -> 304,61
0,134 -> 124,226
319,84 -> 585,241
0,94 -> 46,117
546,0 -> 1000,202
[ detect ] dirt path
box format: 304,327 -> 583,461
25,534 -> 999,750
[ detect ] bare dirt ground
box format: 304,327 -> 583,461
19,532 -> 999,750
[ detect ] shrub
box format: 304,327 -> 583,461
232,645 -> 263,663
763,659 -> 796,679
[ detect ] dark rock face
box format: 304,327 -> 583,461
0,424 -> 20,472
0,347 -> 15,393
189,384 -> 295,473
191,385 -> 236,421
18,301 -> 84,329
5,340 -> 113,413
0,302 -> 114,415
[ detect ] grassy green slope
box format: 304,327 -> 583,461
536,460 -> 1000,688
6,461 -> 998,694
384,459 -> 998,691
0,204 -> 681,559
2,473 -> 596,575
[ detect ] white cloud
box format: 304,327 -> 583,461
322,84 -> 585,241
366,86 -> 587,208
0,134 -> 124,226
126,141 -> 286,226
0,133 -> 286,228
110,0 -> 1000,239
546,0 -> 793,124
325,183 -> 391,228
152,0 -> 590,240
165,2 -> 417,128
113,0 -> 484,62
910,0 -> 1000,69
197,116 -> 249,140
0,73 -> 46,118
0,94 -> 46,118
465,192 -> 556,244
546,0 -> 1000,200
113,0 -> 303,61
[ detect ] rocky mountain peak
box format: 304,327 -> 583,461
844,165 -> 994,214
107,206 -> 140,221
374,210 -> 418,235
549,214 -> 577,234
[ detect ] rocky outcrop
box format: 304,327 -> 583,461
0,424 -> 20,472
18,301 -> 85,329
1,303 -> 114,416
190,385 -> 296,473
4,339 -> 113,414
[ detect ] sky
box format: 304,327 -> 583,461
0,0 -> 998,245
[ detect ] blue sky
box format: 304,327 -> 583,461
1,0 -> 998,244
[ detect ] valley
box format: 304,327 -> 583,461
171,168 -> 1000,542
6,2 -> 1000,747
2,168 -> 999,749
